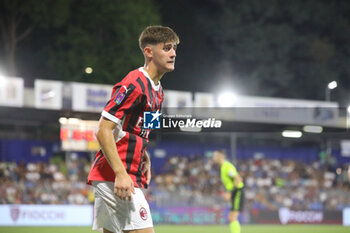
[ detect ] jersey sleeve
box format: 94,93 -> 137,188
222,163 -> 238,191
102,79 -> 141,125
227,166 -> 238,178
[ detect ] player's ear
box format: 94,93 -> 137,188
144,46 -> 153,59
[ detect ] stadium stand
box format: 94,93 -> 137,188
1,151 -> 349,211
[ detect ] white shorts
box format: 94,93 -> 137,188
91,181 -> 153,233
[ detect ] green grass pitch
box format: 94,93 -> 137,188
0,225 -> 349,233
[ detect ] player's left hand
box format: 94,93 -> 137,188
142,152 -> 151,185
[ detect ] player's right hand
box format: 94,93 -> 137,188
224,192 -> 231,203
114,172 -> 135,201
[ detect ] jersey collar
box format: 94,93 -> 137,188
139,67 -> 160,91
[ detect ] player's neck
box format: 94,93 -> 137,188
143,64 -> 164,85
219,159 -> 225,166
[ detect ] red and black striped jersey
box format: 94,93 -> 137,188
88,67 -> 164,188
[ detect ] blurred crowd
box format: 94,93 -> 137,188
146,155 -> 225,208
1,153 -> 350,211
149,154 -> 350,211
0,154 -> 93,205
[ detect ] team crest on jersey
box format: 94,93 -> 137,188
139,207 -> 148,221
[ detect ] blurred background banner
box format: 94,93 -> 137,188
0,205 -> 93,226
60,118 -> 99,152
71,83 -> 112,112
151,206 -> 226,225
344,208 -> 350,226
0,140 -> 55,163
163,90 -> 193,108
34,80 -> 63,110
341,141 -> 350,157
228,96 -> 339,126
0,204 -> 344,226
0,77 -> 23,107
224,209 -> 345,225
193,92 -> 215,108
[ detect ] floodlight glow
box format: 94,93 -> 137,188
59,117 -> 68,124
68,118 -> 80,124
217,92 -> 237,107
347,106 -> 350,113
0,74 -> 6,86
327,81 -> 337,90
303,125 -> 323,133
282,130 -> 302,138
85,67 -> 93,74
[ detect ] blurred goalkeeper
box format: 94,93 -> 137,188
213,149 -> 244,233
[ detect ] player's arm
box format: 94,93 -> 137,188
95,116 -> 135,200
228,169 -> 243,188
222,169 -> 242,203
233,173 -> 243,188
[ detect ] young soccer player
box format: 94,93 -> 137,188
87,26 -> 179,233
213,149 -> 244,233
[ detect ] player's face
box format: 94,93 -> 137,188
152,42 -> 177,73
213,152 -> 220,164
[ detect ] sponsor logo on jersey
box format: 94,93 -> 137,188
114,92 -> 125,105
